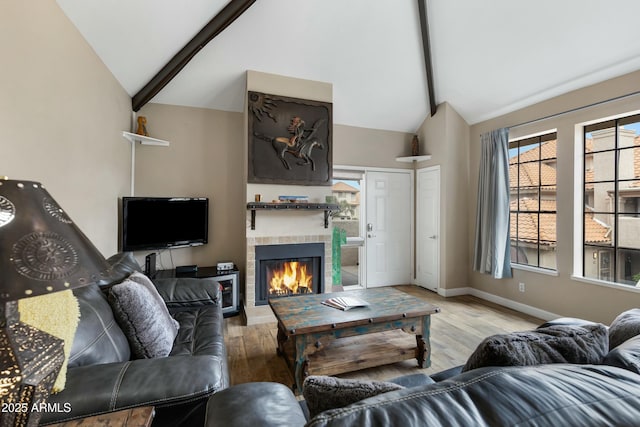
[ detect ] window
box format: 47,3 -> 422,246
509,132 -> 557,270
583,114 -> 640,286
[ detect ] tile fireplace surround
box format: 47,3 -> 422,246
245,234 -> 332,324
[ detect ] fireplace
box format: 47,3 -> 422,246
255,243 -> 324,305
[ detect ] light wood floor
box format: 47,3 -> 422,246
223,285 -> 543,387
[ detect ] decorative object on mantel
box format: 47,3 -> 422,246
278,195 -> 309,203
411,134 -> 420,156
136,116 -> 149,136
0,177 -> 109,427
247,91 -> 333,186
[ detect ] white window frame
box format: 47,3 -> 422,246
508,130 -> 558,272
572,109 -> 640,293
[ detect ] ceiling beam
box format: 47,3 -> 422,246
417,0 -> 437,117
132,0 -> 256,112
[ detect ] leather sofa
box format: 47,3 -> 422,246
40,253 -> 229,426
205,317 -> 640,427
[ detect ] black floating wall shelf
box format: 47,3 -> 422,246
246,202 -> 340,230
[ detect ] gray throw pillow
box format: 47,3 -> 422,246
608,308 -> 640,350
462,324 -> 608,372
108,273 -> 179,358
302,375 -> 404,419
127,272 -> 180,331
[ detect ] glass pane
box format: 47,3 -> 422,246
509,163 -> 519,188
340,246 -> 360,286
332,179 -> 361,224
540,162 -> 556,186
583,213 -> 613,246
539,213 -> 556,245
538,213 -> 556,270
539,188 -> 556,212
509,213 -> 517,242
617,147 -> 636,181
519,142 -> 539,162
618,187 -> 640,214
540,138 -> 557,161
518,162 -> 540,189
590,150 -> 616,181
510,244 -> 529,264
585,182 -> 614,213
618,214 -> 640,249
516,212 -> 537,244
511,208 -> 544,268
618,121 -> 640,149
584,247 -> 613,281
521,245 -> 539,267
509,193 -> 518,210
616,248 -> 640,286
519,193 -> 539,211
539,246 -> 557,270
588,126 -> 616,152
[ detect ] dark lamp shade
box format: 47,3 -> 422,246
0,179 -> 109,302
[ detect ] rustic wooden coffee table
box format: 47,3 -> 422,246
269,287 -> 440,392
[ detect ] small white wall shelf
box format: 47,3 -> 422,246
122,131 -> 170,196
395,155 -> 432,163
122,131 -> 170,146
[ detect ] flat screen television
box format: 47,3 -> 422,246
121,197 -> 209,251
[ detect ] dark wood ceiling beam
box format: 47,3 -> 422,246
132,0 -> 256,112
417,0 -> 437,117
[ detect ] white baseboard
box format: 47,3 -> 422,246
437,287 -> 561,321
437,287 -> 472,297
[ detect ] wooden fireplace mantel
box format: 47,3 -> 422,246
246,202 -> 339,230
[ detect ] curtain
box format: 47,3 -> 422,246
473,128 -> 512,278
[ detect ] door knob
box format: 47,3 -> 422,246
429,235 -> 437,239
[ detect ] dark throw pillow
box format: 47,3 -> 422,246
462,324 -> 608,372
603,334 -> 640,375
608,308 -> 640,350
108,273 -> 179,358
302,375 -> 404,419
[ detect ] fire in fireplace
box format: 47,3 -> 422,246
266,260 -> 314,296
255,243 -> 324,305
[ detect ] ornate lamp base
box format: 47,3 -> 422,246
0,301 -> 64,427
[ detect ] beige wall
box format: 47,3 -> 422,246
0,0 -> 131,257
135,103 -> 246,270
413,102 -> 470,290
468,69 -> 640,324
334,124 -> 413,169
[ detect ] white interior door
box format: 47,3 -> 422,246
365,171 -> 412,287
416,167 -> 440,291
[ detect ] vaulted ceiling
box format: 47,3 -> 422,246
57,0 -> 640,133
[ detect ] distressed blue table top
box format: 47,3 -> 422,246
269,287 -> 440,334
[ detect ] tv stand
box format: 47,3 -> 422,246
175,264 -> 198,275
155,266 -> 239,317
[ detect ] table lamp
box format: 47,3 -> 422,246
0,178 -> 109,426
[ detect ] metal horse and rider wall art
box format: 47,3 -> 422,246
248,91 -> 332,186
254,116 -> 325,171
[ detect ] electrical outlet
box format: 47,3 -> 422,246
519,282 -> 525,292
